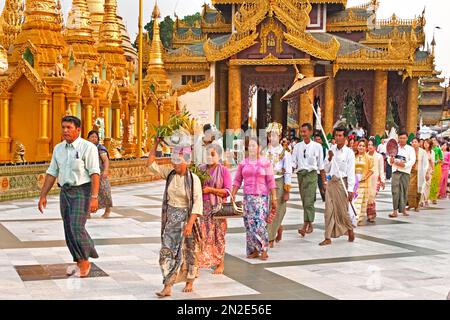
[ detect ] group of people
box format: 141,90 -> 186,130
36,115 -> 449,298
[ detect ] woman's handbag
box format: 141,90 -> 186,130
212,190 -> 244,219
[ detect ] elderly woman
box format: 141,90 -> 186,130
87,130 -> 113,219
232,137 -> 277,261
147,138 -> 203,298
198,144 -> 232,274
367,139 -> 385,222
354,139 -> 374,226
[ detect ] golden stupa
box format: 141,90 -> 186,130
0,0 -> 177,163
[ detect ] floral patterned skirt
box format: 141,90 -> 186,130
243,195 -> 269,256
160,206 -> 199,286
98,176 -> 113,209
198,200 -> 228,269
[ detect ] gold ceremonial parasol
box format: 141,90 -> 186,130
281,65 -> 329,101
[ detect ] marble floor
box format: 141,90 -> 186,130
0,174 -> 449,300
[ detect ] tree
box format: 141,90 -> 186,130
182,12 -> 201,26
142,15 -> 175,49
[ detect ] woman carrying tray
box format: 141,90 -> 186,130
198,144 -> 232,275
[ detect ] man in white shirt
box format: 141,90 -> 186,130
193,123 -> 223,166
38,116 -> 100,278
388,131 -> 416,218
292,123 -> 326,237
320,127 -> 355,246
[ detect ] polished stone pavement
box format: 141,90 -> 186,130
0,176 -> 449,300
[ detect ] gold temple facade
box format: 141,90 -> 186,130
0,0 -> 178,164
140,0 -> 436,138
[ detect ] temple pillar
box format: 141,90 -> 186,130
52,92 -> 67,149
324,65 -> 335,135
0,95 -> 11,162
83,103 -> 93,138
406,77 -> 419,134
219,63 -> 228,132
298,63 -> 315,126
271,92 -> 283,124
228,64 -> 241,130
372,70 -> 388,136
70,102 -> 78,117
112,107 -> 121,140
36,98 -> 51,161
102,103 -> 111,148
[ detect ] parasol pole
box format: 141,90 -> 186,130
307,95 -> 357,216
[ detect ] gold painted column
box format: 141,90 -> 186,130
112,106 -> 121,140
372,70 -> 388,136
298,63 -> 315,126
0,96 -> 11,162
406,77 -> 419,134
83,103 -> 93,138
324,65 -> 335,135
36,98 -> 51,161
228,64 -> 242,130
70,102 -> 78,117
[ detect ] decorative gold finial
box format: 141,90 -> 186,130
98,0 -> 122,47
152,1 -> 161,20
148,1 -> 164,69
0,0 -> 24,50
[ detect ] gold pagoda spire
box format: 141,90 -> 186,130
65,0 -> 99,70
0,0 -> 24,50
144,1 -> 171,97
97,0 -> 126,77
9,0 -> 68,73
98,0 -> 122,48
147,1 -> 164,69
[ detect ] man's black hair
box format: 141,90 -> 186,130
398,131 -> 408,137
301,123 -> 313,131
333,126 -> 348,137
62,116 -> 82,129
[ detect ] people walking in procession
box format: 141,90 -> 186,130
87,130 -> 113,219
389,132 -> 416,218
147,138 -> 203,298
38,116 -> 100,278
292,123 -> 326,237
407,138 -> 429,212
353,139 -> 374,226
198,144 -> 232,274
263,122 -> 292,248
320,127 -> 355,246
439,142 -> 449,199
367,139 -> 385,222
232,137 -> 277,261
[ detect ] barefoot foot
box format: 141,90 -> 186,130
155,285 -> 172,298
183,282 -> 194,293
213,263 -> 224,275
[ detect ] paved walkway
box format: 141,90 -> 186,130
0,177 -> 450,300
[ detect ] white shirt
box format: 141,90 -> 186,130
263,144 -> 293,185
324,145 -> 356,192
292,140 -> 324,173
46,137 -> 100,187
377,143 -> 387,155
371,151 -> 386,184
391,144 -> 416,175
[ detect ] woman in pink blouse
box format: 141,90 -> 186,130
232,137 -> 277,261
439,142 -> 449,199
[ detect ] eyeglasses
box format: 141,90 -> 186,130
303,149 -> 307,159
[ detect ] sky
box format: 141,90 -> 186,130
1,0 -> 449,84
